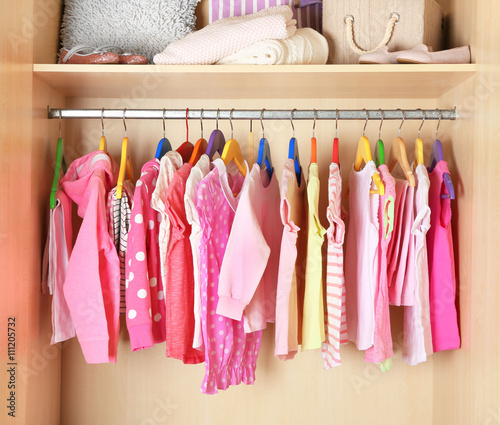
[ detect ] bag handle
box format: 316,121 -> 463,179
344,13 -> 400,56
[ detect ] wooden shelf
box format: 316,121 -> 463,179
33,64 -> 476,99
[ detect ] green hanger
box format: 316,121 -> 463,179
50,111 -> 67,209
374,109 -> 385,167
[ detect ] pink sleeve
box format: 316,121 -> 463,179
216,184 -> 270,321
63,179 -> 113,364
125,182 -> 155,351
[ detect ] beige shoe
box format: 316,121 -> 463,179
397,46 -> 471,64
359,44 -> 430,64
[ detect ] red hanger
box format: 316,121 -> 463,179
176,108 -> 194,163
310,109 -> 317,164
332,109 -> 340,166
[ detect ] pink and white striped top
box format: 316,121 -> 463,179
209,0 -> 322,32
322,162 -> 348,368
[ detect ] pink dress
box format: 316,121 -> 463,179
427,160 -> 460,352
322,162 -> 347,369
197,159 -> 262,394
345,161 -> 380,350
364,164 -> 395,365
125,160 -> 166,351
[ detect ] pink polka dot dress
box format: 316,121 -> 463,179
196,159 -> 262,395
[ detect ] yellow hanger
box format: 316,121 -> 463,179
99,108 -> 108,152
388,111 -> 415,187
414,109 -> 425,168
353,110 -> 384,195
221,109 -> 247,177
117,109 -> 134,199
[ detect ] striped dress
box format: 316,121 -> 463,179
209,0 -> 322,32
322,162 -> 348,369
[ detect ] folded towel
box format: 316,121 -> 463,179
217,28 -> 328,65
154,6 -> 296,65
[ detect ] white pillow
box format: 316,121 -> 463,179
60,0 -> 200,63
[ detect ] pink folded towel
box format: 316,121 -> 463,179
153,6 -> 297,65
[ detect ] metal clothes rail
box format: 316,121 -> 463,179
47,108 -> 457,121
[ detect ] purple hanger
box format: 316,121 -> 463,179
429,139 -> 455,199
205,129 -> 225,159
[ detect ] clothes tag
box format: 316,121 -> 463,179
384,195 -> 395,239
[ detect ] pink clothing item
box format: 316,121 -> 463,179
274,159 -> 307,360
197,159 -> 262,394
365,164 -> 395,365
387,179 -> 417,306
322,162 -> 347,369
107,181 -> 134,314
125,160 -> 166,352
403,164 -> 433,365
61,151 -> 120,364
151,151 -> 183,292
345,161 -> 380,351
164,163 -> 204,364
217,164 -> 283,333
427,160 -> 460,352
184,154 -> 212,351
153,6 -> 296,65
41,185 -> 75,344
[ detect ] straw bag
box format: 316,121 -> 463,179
322,1 -> 444,64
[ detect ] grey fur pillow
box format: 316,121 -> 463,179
60,0 -> 200,63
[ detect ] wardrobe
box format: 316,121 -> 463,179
1,0 -> 498,424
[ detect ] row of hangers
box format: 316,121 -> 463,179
50,107 -> 454,210
353,108 -> 455,199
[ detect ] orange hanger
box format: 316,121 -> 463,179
99,108 -> 107,152
117,109 -> 133,199
310,109 -> 317,164
221,109 -> 246,177
353,110 -> 384,195
189,108 -> 208,165
176,108 -> 194,163
388,110 -> 415,187
332,109 -> 340,166
414,109 -> 425,168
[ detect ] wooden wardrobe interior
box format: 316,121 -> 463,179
1,0 -> 498,424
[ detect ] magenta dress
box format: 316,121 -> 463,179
197,159 -> 262,394
427,160 -> 460,352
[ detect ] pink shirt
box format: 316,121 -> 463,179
42,184 -> 75,345
217,164 -> 283,333
61,151 -> 120,364
322,162 -> 347,368
365,164 -> 395,364
403,163 -> 433,364
274,159 -> 307,360
427,160 -> 460,352
125,160 -> 166,351
345,161 -> 380,350
387,179 -> 416,306
164,163 -> 204,364
197,159 -> 262,394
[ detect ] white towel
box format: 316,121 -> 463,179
153,6 -> 296,65
217,28 -> 328,65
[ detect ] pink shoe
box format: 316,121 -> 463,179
396,45 -> 471,64
359,44 -> 430,64
59,46 -> 119,64
119,53 -> 148,64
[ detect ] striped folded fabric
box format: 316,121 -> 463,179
209,0 -> 322,32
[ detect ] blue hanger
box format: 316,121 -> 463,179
155,108 -> 172,160
428,111 -> 455,199
257,110 -> 273,179
205,109 -> 225,159
288,109 -> 301,185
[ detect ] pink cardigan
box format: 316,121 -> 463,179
61,151 -> 120,364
